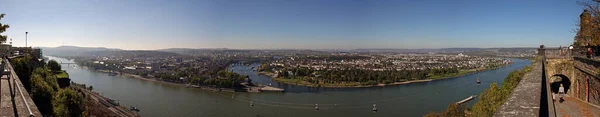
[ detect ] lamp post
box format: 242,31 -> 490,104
25,32 -> 28,47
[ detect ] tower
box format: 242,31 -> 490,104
577,9 -> 593,47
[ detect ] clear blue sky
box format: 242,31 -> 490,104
0,0 -> 585,50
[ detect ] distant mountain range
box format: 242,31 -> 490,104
40,46 -> 122,57
38,46 -> 537,57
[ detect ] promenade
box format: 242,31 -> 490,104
0,59 -> 42,117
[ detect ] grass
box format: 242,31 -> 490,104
55,70 -> 69,79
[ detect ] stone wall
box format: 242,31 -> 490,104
573,57 -> 600,106
545,59 -> 574,95
545,55 -> 600,106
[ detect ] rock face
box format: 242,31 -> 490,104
545,59 -> 574,96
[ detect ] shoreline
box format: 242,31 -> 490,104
77,60 -> 513,89
259,62 -> 513,88
81,67 -> 240,92
90,68 -> 187,87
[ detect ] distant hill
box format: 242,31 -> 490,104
158,48 -> 230,55
39,46 -> 537,57
327,48 -> 536,53
40,46 -> 122,57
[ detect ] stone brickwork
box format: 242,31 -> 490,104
573,57 -> 600,106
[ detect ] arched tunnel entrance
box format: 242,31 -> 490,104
550,74 -> 571,94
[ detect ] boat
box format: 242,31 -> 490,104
108,72 -> 117,76
456,95 -> 477,104
476,77 -> 481,84
129,106 -> 140,112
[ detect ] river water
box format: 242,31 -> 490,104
47,56 -> 531,117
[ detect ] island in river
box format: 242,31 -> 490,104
78,66 -> 285,92
258,61 -> 513,88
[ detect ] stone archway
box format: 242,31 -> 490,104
550,74 -> 571,94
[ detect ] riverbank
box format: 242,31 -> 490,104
259,62 -> 513,88
92,68 -> 187,87
82,66 -> 282,93
82,67 -> 241,92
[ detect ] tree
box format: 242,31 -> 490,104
53,88 -> 85,117
12,55 -> 33,91
30,73 -> 55,116
0,13 -> 9,43
48,60 -> 62,71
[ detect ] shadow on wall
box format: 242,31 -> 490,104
550,74 -> 571,94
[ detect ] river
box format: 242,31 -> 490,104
47,56 -> 531,117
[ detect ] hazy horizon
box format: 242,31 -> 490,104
0,0 -> 582,50
39,45 -> 543,51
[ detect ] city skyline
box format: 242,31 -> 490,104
0,0 -> 584,50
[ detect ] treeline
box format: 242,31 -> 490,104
30,68 -> 86,116
278,67 -> 460,85
12,56 -> 89,116
11,55 -> 45,91
425,60 -> 534,117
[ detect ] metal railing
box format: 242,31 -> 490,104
4,58 -> 35,117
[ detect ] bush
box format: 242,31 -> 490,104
48,60 -> 61,71
12,55 -> 33,91
53,88 -> 85,117
30,73 -> 55,116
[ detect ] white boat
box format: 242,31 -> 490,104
456,95 -> 477,104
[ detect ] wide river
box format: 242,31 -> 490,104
47,56 -> 531,117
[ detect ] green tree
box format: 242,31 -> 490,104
0,13 -> 9,43
53,88 -> 85,117
471,83 -> 501,116
30,73 -> 55,116
48,60 -> 62,71
12,55 -> 33,91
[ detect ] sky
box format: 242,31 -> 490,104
0,0 -> 586,50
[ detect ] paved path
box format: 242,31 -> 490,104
0,75 -> 16,117
556,95 -> 600,117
